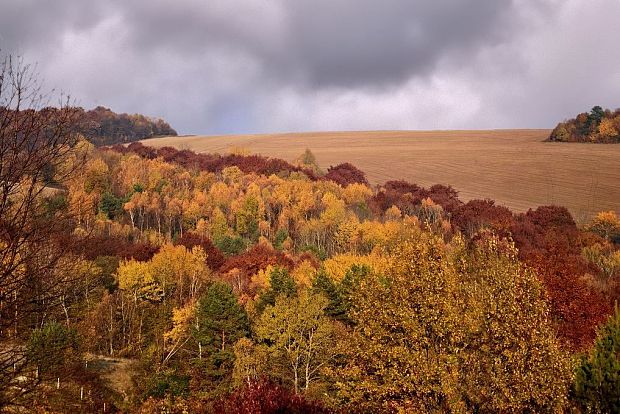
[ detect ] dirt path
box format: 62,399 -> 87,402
86,354 -> 137,401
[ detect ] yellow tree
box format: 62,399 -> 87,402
162,301 -> 197,365
255,291 -> 336,394
588,210 -> 620,241
149,244 -> 211,304
232,337 -> 268,387
334,230 -> 572,413
117,259 -> 155,302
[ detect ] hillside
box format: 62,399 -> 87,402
143,129 -> 620,221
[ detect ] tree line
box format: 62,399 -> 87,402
550,105 -> 620,143
0,104 -> 177,149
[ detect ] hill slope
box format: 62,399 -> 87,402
143,129 -> 620,220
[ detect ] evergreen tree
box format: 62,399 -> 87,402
312,264 -> 370,324
574,305 -> 620,413
193,282 -> 250,392
256,267 -> 297,314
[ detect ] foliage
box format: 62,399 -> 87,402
28,322 -> 80,377
369,180 -> 462,217
452,198 -> 514,237
573,306 -> 620,413
192,282 -> 250,391
232,338 -> 268,388
335,232 -> 572,413
5,93 -> 619,412
550,106 -> 620,143
99,191 -> 124,219
145,371 -> 190,398
312,265 -> 369,324
255,266 -> 298,314
295,148 -> 324,176
175,232 -> 226,270
255,291 -> 336,394
324,162 -> 369,186
220,379 -> 330,414
216,235 -> 247,256
588,210 -> 620,243
511,206 -> 612,350
76,105 -> 177,146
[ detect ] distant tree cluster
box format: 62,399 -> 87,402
0,105 -> 177,147
76,106 -> 177,146
550,106 -> 620,143
110,142 -> 371,187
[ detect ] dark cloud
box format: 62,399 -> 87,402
0,0 -> 618,134
0,1 -> 109,55
284,0 -> 515,87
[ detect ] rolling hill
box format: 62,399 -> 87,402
142,129 -> 620,221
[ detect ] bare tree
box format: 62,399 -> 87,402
0,55 -> 85,408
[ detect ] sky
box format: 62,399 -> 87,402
1,0 -> 619,135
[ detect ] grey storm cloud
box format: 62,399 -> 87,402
117,0 -> 516,87
0,0 -> 619,134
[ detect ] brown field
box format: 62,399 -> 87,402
142,129 -> 620,222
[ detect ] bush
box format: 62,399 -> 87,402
220,380 -> 330,414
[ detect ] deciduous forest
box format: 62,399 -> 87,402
2,59 -> 620,413
550,105 -> 620,143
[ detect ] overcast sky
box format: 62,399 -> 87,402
1,0 -> 619,134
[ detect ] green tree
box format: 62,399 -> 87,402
235,195 -> 260,241
193,282 -> 250,391
232,337 -> 268,388
215,235 -> 246,256
255,291 -> 335,394
573,305 -> 620,413
256,267 -> 297,314
28,322 -> 80,378
312,265 -> 369,324
98,191 -> 123,219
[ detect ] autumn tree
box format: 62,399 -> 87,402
175,232 -> 225,271
549,106 -> 620,143
588,210 -> 620,243
255,291 -> 336,394
235,193 -> 261,241
452,198 -> 514,237
220,379 -> 330,414
0,55 -> 84,408
324,163 -> 368,187
456,237 -> 572,412
232,338 -> 268,388
335,230 -> 571,413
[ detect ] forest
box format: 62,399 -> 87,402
2,64 -> 620,414
74,106 -> 177,147
549,105 -> 620,143
0,105 -> 178,148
